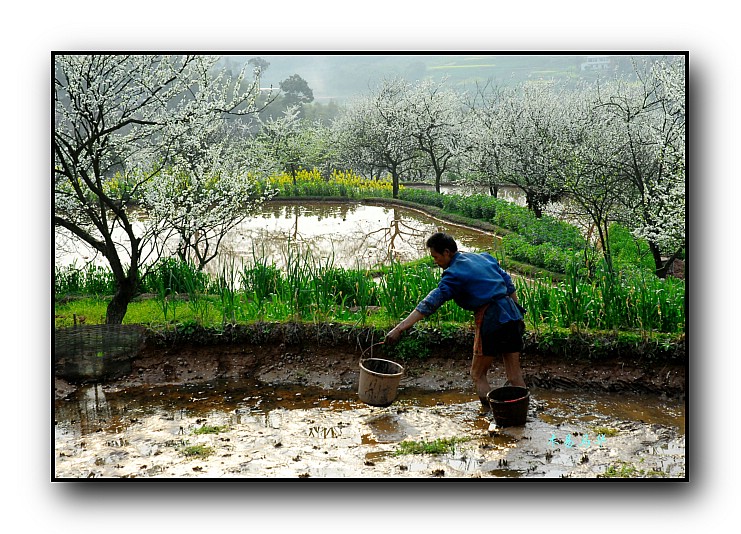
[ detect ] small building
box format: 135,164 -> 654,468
581,55 -> 611,71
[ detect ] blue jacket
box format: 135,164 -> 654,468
415,252 -> 522,324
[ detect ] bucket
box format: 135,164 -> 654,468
358,352 -> 404,407
487,386 -> 530,427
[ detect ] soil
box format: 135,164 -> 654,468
54,327 -> 686,400
54,325 -> 686,479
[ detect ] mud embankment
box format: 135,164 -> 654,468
54,322 -> 685,400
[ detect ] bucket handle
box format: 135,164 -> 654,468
360,341 -> 385,363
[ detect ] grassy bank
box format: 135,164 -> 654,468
55,180 -> 685,365
55,258 -> 684,366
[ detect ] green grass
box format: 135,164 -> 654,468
55,250 -> 685,341
181,445 -> 214,458
393,437 -> 470,456
516,260 -> 685,335
598,461 -> 668,478
193,424 -> 228,435
54,297 -> 204,328
591,426 -> 619,438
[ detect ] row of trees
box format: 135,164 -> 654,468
54,54 -> 685,324
328,60 -> 685,278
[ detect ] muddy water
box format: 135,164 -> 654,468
221,201 -> 498,271
55,201 -> 499,274
54,381 -> 685,479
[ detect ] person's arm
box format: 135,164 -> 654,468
385,309 -> 425,345
386,271 -> 457,345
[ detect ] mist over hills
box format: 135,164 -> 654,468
220,53 -> 657,102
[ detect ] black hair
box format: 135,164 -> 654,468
425,232 -> 458,255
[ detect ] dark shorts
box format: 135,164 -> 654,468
481,319 -> 524,356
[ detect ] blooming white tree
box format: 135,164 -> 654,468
335,78 -> 419,198
494,81 -> 571,218
595,56 -> 686,276
255,105 -> 305,181
144,141 -> 274,271
464,82 -> 511,197
54,54 -> 270,323
404,78 -> 468,193
554,88 -> 635,272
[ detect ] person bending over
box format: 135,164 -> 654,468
384,232 -> 526,411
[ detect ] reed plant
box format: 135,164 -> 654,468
153,266 -> 179,324
55,240 -> 684,338
180,259 -> 214,325
376,260 -> 470,324
215,258 -> 240,325
517,260 -> 685,335
55,262 -> 116,296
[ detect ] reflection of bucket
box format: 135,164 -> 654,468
487,386 -> 530,427
358,358 -> 404,407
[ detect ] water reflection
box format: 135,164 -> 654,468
216,201 -> 498,273
55,201 -> 499,274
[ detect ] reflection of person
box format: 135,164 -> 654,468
384,232 -> 526,411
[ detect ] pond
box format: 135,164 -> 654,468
54,379 -> 685,479
215,201 -> 499,272
55,201 -> 500,275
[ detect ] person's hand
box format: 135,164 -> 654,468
384,326 -> 402,346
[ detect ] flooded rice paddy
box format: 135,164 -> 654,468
54,380 -> 685,479
55,201 -> 499,274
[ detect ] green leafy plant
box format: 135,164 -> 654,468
193,424 -> 228,435
181,444 -> 214,458
394,437 -> 470,456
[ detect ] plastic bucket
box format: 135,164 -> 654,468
358,358 -> 404,407
487,386 -> 530,427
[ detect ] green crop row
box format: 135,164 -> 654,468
517,261 -> 685,334
55,249 -> 684,336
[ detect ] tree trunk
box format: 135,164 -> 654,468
525,191 -> 544,218
650,242 -> 673,279
106,278 -> 137,325
391,167 -> 400,199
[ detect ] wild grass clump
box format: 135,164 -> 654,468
394,437 -> 470,456
193,424 -> 228,435
181,444 -> 214,458
55,262 -> 117,296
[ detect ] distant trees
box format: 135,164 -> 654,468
464,83 -> 508,197
406,79 -> 468,193
554,88 -> 633,273
280,74 -> 314,107
334,77 -> 468,197
595,57 -> 686,276
524,57 -> 685,276
248,56 -> 270,74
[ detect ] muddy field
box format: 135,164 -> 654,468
54,328 -> 686,479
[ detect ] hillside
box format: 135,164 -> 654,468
219,53 -> 664,102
